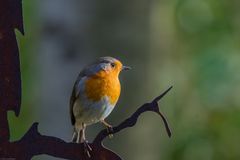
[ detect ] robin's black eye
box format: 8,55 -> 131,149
111,63 -> 115,68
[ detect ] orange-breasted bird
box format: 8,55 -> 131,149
69,57 -> 130,153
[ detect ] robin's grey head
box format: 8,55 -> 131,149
95,56 -> 131,73
82,56 -> 130,77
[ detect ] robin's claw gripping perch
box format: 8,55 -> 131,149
83,140 -> 92,158
101,120 -> 114,138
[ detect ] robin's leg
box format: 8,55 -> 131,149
81,123 -> 92,157
101,120 -> 114,138
76,129 -> 81,143
71,128 -> 77,142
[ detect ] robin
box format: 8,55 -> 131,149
69,56 -> 130,155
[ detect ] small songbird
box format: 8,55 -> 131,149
69,57 -> 130,153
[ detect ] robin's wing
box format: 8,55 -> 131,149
70,83 -> 77,125
69,70 -> 86,125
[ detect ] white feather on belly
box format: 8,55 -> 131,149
73,95 -> 115,129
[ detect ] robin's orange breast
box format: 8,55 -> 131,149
85,70 -> 121,105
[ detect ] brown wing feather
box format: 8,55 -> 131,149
70,85 -> 77,125
69,69 -> 88,125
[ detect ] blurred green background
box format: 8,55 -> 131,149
9,0 -> 240,159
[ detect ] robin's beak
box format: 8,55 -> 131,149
122,66 -> 131,71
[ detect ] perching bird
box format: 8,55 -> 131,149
70,56 -> 130,154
